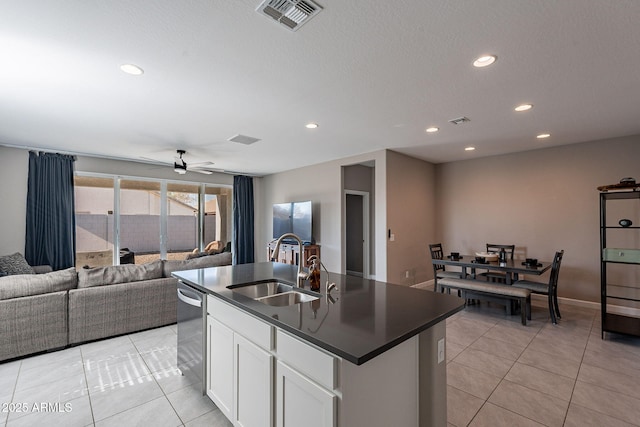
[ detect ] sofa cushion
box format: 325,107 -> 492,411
0,252 -> 35,276
163,252 -> 232,277
0,267 -> 78,300
78,260 -> 163,288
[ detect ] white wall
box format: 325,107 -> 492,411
0,147 -> 29,255
257,150 -> 387,280
435,134 -> 640,303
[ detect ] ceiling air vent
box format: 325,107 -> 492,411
256,0 -> 323,32
228,134 -> 261,145
448,116 -> 471,125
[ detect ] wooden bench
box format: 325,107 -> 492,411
437,278 -> 532,325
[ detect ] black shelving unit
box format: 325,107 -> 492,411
599,188 -> 640,339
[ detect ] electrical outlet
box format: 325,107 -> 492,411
389,233 -> 395,241
405,270 -> 410,278
437,338 -> 445,364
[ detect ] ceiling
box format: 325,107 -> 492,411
1,1 -> 639,176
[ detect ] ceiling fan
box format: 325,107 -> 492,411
141,149 -> 260,177
146,149 -> 217,175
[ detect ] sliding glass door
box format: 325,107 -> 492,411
74,176 -> 115,268
74,174 -> 231,268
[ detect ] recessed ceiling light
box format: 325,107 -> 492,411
426,127 -> 439,133
120,64 -> 144,76
537,133 -> 551,139
515,104 -> 533,112
473,55 -> 497,68
305,123 -> 318,129
465,146 -> 476,151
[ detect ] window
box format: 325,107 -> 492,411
74,174 -> 231,268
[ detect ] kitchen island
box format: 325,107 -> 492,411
174,262 -> 464,427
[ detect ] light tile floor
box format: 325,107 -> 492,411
446,299 -> 640,427
1,300 -> 639,426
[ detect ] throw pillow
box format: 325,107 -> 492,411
0,252 -> 35,275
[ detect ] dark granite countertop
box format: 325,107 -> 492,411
173,262 -> 464,365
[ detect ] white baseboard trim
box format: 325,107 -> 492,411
411,283 -> 640,317
533,294 -> 640,317
411,279 -> 434,290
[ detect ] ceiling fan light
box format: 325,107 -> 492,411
174,161 -> 187,174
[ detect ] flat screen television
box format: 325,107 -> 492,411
273,200 -> 313,244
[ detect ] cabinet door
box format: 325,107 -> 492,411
276,361 -> 336,427
234,334 -> 273,427
206,316 -> 234,421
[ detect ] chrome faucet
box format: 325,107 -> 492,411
320,260 -> 338,294
271,233 -> 309,287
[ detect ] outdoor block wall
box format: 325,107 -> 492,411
76,214 -> 216,253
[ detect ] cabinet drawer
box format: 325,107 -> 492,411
603,248 -> 640,263
208,296 -> 273,350
276,330 -> 337,390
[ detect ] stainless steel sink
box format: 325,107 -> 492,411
229,281 -> 294,299
255,291 -> 319,306
228,281 -> 319,306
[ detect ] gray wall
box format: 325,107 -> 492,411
435,134 -> 640,303
256,150 -> 388,279
4,134 -> 640,305
386,151 -> 436,286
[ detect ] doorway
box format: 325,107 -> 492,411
345,190 -> 370,278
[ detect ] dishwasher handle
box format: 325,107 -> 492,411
177,287 -> 202,308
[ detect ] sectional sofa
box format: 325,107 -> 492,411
0,252 -> 231,362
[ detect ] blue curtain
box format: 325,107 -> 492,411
25,152 -> 76,270
232,175 -> 254,264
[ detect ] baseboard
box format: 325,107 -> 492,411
413,283 -> 640,316
533,294 -> 640,317
532,294 -> 599,310
412,280 -> 434,290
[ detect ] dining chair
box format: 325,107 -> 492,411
429,243 -> 462,292
479,243 -> 515,283
513,250 -> 564,324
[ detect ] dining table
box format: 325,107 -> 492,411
432,255 -> 552,285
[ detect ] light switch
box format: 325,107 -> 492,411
437,338 -> 445,364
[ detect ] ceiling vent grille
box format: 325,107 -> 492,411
448,116 -> 471,125
228,134 -> 261,145
256,0 -> 323,32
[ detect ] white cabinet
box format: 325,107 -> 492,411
235,334 -> 273,427
205,295 -> 448,427
207,296 -> 274,427
276,361 -> 336,427
206,316 -> 234,421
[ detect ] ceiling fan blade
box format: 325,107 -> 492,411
192,169 -> 214,175
190,161 -> 215,168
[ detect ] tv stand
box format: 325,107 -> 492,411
267,242 -> 320,268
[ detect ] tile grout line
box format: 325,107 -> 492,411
3,360 -> 23,426
79,345 -> 96,427
561,310 -> 596,427
465,309 -> 562,426
129,330 -> 192,427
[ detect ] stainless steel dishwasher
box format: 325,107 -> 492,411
177,280 -> 206,394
